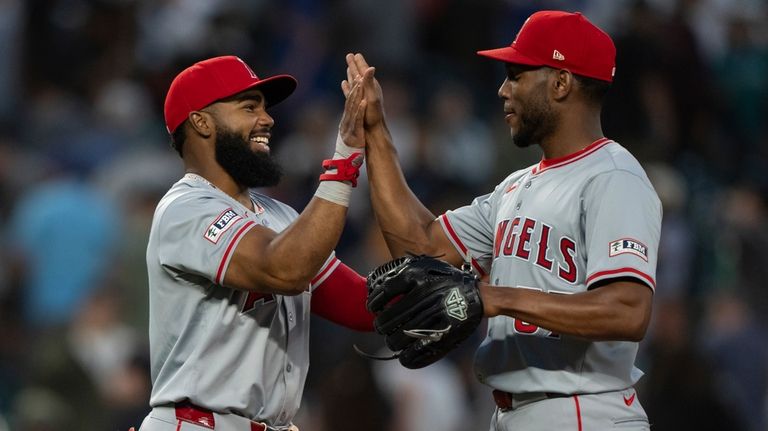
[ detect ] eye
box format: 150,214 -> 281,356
244,104 -> 256,112
505,68 -> 521,82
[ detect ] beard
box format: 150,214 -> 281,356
511,87 -> 558,148
215,126 -> 283,188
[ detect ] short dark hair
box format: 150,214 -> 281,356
574,74 -> 611,105
170,122 -> 187,157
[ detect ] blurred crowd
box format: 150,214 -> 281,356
0,0 -> 766,430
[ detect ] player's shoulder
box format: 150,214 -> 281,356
601,141 -> 645,171
589,140 -> 652,182
158,177 -> 224,207
152,177 -> 235,225
588,140 -> 659,195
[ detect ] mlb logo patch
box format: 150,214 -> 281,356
609,238 -> 648,261
204,208 -> 242,244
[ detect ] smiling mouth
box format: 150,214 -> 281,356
249,135 -> 270,151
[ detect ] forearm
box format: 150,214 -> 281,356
262,198 -> 348,290
366,124 -> 440,256
226,197 -> 349,294
479,281 -> 652,341
262,135 -> 362,288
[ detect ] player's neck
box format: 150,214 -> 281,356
185,166 -> 254,211
540,116 -> 603,160
540,137 -> 600,159
218,177 -> 253,209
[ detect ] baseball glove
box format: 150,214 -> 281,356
363,254 -> 484,369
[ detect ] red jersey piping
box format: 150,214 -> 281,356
532,138 -> 612,175
215,220 -> 256,285
439,214 -> 486,276
573,395 -> 583,431
311,257 -> 341,288
586,267 -> 656,290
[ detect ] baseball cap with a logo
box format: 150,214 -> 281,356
164,55 -> 297,133
477,10 -> 616,82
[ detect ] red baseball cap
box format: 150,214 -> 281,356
477,11 -> 616,82
164,55 -> 297,133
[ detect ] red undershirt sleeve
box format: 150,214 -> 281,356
310,261 -> 375,332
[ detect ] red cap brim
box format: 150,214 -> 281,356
477,46 -> 544,67
237,74 -> 297,108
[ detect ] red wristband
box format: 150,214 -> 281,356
319,152 -> 363,187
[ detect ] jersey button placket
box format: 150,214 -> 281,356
516,176 -> 533,210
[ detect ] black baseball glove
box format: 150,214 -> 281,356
363,254 -> 484,369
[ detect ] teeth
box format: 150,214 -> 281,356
250,136 -> 270,145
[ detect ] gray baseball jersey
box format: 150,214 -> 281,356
438,138 -> 661,394
145,173 -> 340,426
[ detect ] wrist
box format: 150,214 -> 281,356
314,181 -> 353,207
366,122 -> 390,141
335,133 -> 365,159
478,282 -> 500,317
316,134 -> 365,206
365,124 -> 395,155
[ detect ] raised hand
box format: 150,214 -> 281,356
341,53 -> 384,130
338,74 -> 367,148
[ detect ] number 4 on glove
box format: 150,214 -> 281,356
354,254 -> 484,369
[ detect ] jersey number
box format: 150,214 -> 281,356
511,287 -> 564,339
241,291 -> 275,313
513,319 -> 539,334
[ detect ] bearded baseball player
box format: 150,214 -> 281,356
137,56 -> 375,431
347,10 -> 661,431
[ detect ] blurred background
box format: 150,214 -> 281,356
0,0 -> 766,430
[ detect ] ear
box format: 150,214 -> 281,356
551,69 -> 573,102
188,110 -> 214,138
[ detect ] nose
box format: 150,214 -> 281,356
258,111 -> 275,129
498,78 -> 510,99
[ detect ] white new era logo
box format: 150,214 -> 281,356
552,50 -> 565,61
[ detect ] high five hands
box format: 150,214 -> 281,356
341,53 -> 384,130
338,62 -> 368,149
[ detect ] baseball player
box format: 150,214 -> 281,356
138,56 -> 376,431
345,10 -> 661,431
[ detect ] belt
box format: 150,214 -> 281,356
492,390 -> 572,411
169,402 -> 283,431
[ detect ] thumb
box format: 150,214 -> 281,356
363,67 -> 376,91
